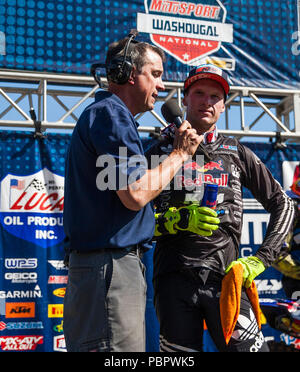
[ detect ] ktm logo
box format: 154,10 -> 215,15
5,302 -> 35,318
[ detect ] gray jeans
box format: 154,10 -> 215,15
63,249 -> 147,352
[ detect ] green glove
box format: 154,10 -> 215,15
175,205 -> 220,236
154,204 -> 220,237
155,207 -> 179,236
225,256 -> 265,288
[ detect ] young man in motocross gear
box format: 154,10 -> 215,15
147,65 -> 295,352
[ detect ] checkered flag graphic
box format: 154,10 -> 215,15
31,178 -> 45,191
25,178 -> 46,192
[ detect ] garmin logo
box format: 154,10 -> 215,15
0,285 -> 42,299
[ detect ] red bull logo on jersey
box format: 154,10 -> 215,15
177,159 -> 228,189
137,0 -> 233,65
0,168 -> 64,248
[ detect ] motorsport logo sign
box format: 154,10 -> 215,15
137,0 -> 233,65
0,168 -> 64,248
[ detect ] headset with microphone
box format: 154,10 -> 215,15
91,30 -> 139,86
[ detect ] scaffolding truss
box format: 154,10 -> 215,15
0,69 -> 299,142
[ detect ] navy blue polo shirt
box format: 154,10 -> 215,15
63,91 -> 155,252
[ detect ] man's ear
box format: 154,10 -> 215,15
127,67 -> 136,85
220,100 -> 226,113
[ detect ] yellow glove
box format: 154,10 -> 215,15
272,254 -> 300,280
154,204 -> 220,237
225,256 -> 265,288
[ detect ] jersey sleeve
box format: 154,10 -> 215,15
239,144 -> 295,267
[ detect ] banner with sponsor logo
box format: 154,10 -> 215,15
0,0 -> 299,89
0,131 -> 68,352
0,131 -> 299,352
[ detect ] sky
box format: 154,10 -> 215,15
0,80 -> 296,145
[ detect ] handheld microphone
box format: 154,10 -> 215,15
161,99 -> 213,161
161,99 -> 183,128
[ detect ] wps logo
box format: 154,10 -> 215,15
137,0 -> 233,65
0,168 -> 64,248
5,258 -> 38,269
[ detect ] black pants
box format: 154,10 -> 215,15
153,268 -> 269,352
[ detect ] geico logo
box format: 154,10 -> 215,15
5,273 -> 37,280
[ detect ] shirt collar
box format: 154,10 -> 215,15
202,126 -> 218,144
95,90 -> 139,127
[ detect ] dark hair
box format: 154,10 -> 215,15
106,37 -> 166,74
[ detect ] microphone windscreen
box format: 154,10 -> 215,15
161,99 -> 183,123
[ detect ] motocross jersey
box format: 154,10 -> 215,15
280,198 -> 300,260
145,124 -> 295,278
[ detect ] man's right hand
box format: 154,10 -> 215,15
172,120 -> 203,161
117,122 -> 202,211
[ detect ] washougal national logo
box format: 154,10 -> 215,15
137,0 -> 233,65
0,168 -> 64,248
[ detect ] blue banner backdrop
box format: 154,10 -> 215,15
0,131 -> 69,352
0,0 -> 299,89
0,130 -> 299,351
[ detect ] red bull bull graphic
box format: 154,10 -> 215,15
183,160 -> 224,172
201,160 -> 224,172
0,168 -> 64,248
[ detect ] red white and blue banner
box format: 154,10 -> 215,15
0,131 -> 69,352
0,131 -> 299,351
0,0 -> 299,89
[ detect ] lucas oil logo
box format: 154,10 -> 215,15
0,168 -> 64,248
137,0 -> 233,65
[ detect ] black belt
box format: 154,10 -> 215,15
125,244 -> 144,258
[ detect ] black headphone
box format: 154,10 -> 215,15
91,30 -> 139,86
